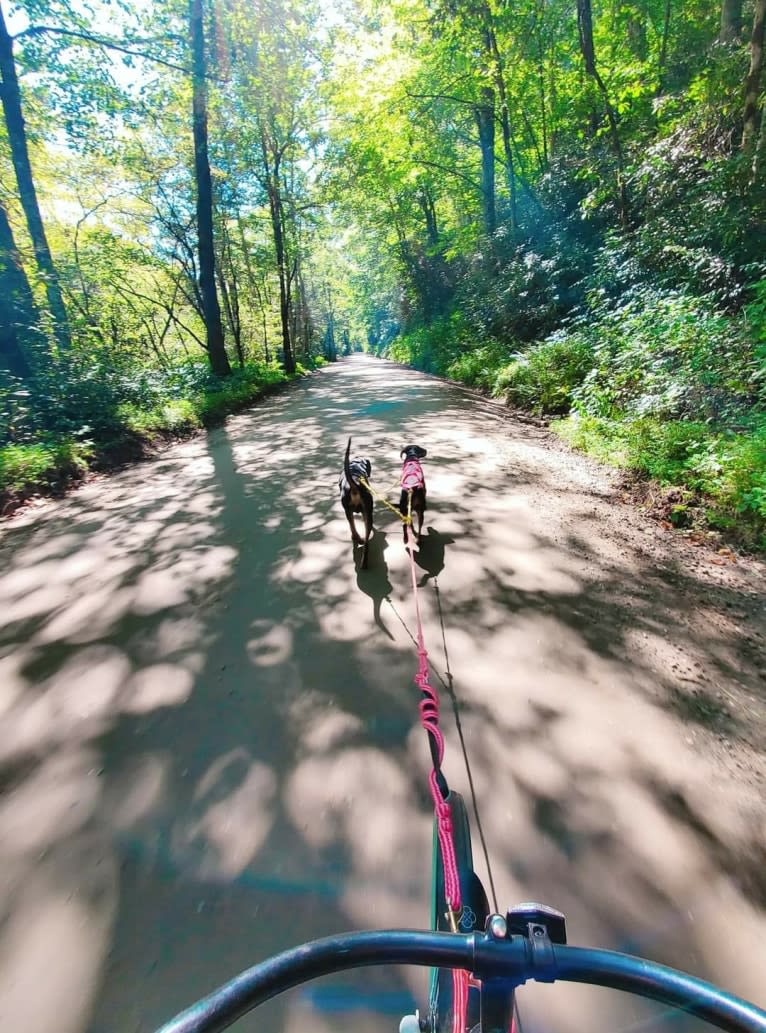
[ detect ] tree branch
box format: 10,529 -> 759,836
15,26 -> 190,75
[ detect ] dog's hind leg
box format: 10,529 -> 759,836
345,506 -> 362,544
361,500 -> 373,568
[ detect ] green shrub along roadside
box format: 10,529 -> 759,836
386,284 -> 766,548
0,358 -> 322,510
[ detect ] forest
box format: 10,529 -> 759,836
0,0 -> 765,544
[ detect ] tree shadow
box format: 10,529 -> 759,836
0,355 -> 765,1033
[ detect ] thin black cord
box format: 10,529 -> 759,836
432,578 -> 499,916
432,583 -> 525,1033
384,588 -> 499,915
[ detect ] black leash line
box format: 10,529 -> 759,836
384,586 -> 499,915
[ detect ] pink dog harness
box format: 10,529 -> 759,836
401,458 -> 425,491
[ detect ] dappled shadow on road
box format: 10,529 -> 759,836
0,356 -> 765,1033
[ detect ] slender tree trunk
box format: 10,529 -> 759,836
0,197 -> 36,380
289,262 -> 299,358
324,285 -> 336,361
720,0 -> 743,43
0,0 -> 70,352
576,0 -> 630,226
217,266 -> 242,367
474,86 -> 496,236
254,281 -> 270,362
483,19 -> 518,229
657,0 -> 672,94
217,224 -> 243,367
229,272 -> 243,368
418,187 -> 439,245
295,260 -> 312,358
537,34 -> 549,165
236,215 -> 271,362
266,178 -> 295,374
742,0 -> 766,153
190,0 -> 230,376
258,123 -> 294,374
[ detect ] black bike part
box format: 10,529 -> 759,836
507,903 -> 567,945
481,976 -> 518,1033
431,792 -> 490,1033
153,930 -> 766,1033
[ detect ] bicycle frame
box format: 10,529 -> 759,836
154,925 -> 766,1033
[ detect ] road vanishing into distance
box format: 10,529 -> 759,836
2,356 -> 766,1033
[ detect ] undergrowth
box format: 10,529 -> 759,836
387,279 -> 766,547
0,359 -> 295,506
556,414 -> 766,546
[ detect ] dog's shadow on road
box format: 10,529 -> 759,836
354,527 -> 394,639
414,527 -> 455,587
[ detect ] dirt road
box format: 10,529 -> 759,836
2,356 -> 766,1033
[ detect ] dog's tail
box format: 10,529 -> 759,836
344,436 -> 358,488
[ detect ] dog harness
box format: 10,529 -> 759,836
401,458 -> 425,491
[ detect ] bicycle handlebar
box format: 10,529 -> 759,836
155,929 -> 766,1033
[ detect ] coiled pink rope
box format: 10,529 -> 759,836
406,531 -> 468,1033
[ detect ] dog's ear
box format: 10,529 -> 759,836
400,447 -> 407,458
365,460 -> 371,476
416,446 -> 427,459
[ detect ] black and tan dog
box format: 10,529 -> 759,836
399,444 -> 427,546
339,437 -> 373,568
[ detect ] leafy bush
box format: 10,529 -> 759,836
494,334 -> 595,414
626,114 -> 766,304
388,312 -> 473,375
193,363 -> 287,425
447,341 -> 512,390
0,439 -> 93,495
572,289 -> 757,422
116,399 -> 201,435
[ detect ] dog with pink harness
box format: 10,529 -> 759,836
399,444 -> 427,547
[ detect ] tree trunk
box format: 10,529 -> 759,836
751,98 -> 766,180
324,285 -> 336,361
743,0 -> 766,153
266,178 -> 295,374
0,197 -> 35,380
255,282 -> 270,363
576,0 -> 597,75
236,215 -> 271,362
295,260 -> 312,358
474,86 -> 496,236
190,0 -> 230,376
657,0 -> 672,94
418,187 -> 439,245
218,266 -> 243,368
0,0 -> 70,352
217,224 -> 243,367
576,0 -> 630,226
483,17 -> 518,229
258,121 -> 295,374
720,0 -> 743,43
537,34 -> 549,165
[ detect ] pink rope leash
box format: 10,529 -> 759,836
406,539 -> 468,1033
